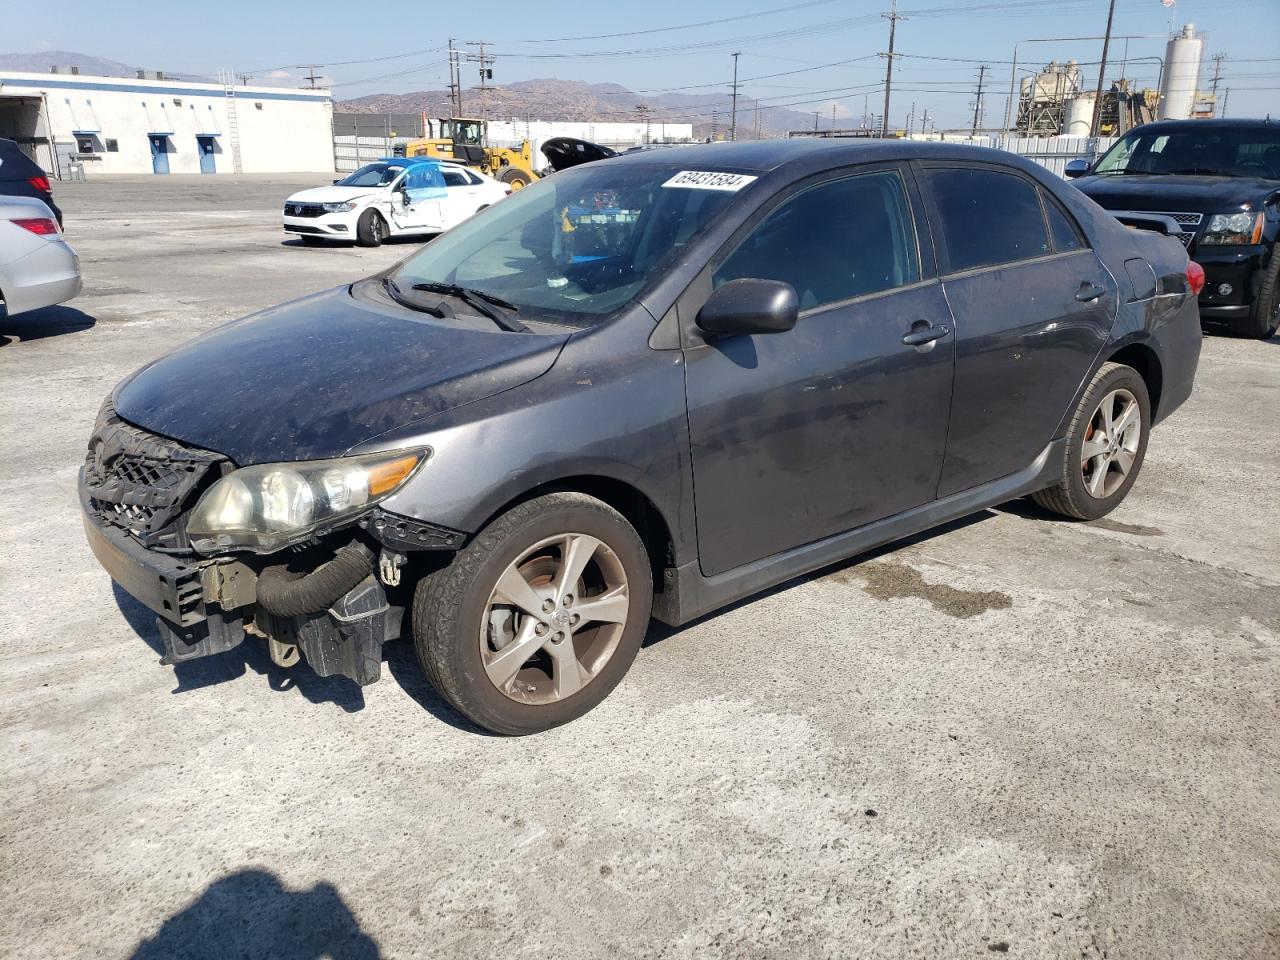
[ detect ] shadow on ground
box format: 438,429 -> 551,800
112,583 -> 489,732
0,304 -> 96,346
129,868 -> 380,960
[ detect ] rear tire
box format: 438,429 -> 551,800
1031,362 -> 1151,520
355,209 -> 386,247
412,493 -> 652,735
498,168 -> 534,190
1231,254 -> 1279,339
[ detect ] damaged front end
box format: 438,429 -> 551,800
79,402 -> 460,686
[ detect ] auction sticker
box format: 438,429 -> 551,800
662,170 -> 758,191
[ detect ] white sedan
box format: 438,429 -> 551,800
283,158 -> 510,247
0,196 -> 82,317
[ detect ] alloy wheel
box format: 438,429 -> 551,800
1080,387 -> 1141,499
479,533 -> 630,704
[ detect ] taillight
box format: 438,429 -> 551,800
1186,260 -> 1206,296
27,175 -> 51,193
11,217 -> 59,236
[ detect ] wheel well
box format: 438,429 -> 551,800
1107,342 -> 1163,419
475,477 -> 676,590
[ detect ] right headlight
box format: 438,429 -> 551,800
186,448 -> 428,554
1202,212 -> 1264,246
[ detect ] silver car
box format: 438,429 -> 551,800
0,196 -> 82,317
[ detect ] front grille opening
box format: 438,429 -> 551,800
84,411 -> 227,548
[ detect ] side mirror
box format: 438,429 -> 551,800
1064,159 -> 1090,179
696,278 -> 798,337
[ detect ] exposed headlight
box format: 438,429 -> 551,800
186,448 -> 428,554
1202,212 -> 1264,245
321,201 -> 357,213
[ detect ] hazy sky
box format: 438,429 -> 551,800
6,0 -> 1278,129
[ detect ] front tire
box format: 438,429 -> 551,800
1231,254 -> 1280,339
1031,362 -> 1151,520
412,493 -> 653,735
355,209 -> 386,247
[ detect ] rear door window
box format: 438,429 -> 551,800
922,167 -> 1051,272
714,169 -> 920,312
1041,191 -> 1086,252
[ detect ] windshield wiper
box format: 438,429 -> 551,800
1165,168 -> 1229,177
382,276 -> 448,318
410,281 -> 530,333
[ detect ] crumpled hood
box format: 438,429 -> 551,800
113,285 -> 569,465
1074,174 -> 1280,211
285,185 -> 378,204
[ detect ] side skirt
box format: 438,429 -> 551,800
651,440 -> 1064,627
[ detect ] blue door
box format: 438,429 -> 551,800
149,135 -> 169,175
196,136 -> 216,174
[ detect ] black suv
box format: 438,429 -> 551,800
0,138 -> 62,226
1067,118 -> 1280,339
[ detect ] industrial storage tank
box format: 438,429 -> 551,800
1065,95 -> 1095,136
1160,23 -> 1203,120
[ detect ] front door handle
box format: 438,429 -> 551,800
901,323 -> 951,347
1076,283 -> 1107,302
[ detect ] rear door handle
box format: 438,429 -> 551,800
901,323 -> 951,347
1075,283 -> 1107,302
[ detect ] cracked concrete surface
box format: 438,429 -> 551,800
1,176 -> 1277,959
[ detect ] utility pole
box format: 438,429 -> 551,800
971,64 -> 988,135
466,41 -> 494,120
814,111 -> 820,133
753,101 -> 761,139
1209,52 -> 1226,116
729,52 -> 741,141
636,104 -> 652,144
236,73 -> 253,87
710,110 -> 719,142
831,103 -> 837,132
302,65 -> 322,89
447,38 -> 460,116
1089,0 -> 1118,136
1221,87 -> 1230,118
880,0 -> 905,138
863,93 -> 870,128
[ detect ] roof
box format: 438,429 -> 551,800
605,137 -> 1031,176
1124,118 -> 1278,133
374,156 -> 443,166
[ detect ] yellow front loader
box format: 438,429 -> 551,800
404,118 -> 539,189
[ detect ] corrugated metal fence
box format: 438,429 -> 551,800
951,135 -> 1119,176
333,135 -> 404,173
333,133 -> 1119,177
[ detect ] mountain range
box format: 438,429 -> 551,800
340,78 -> 830,139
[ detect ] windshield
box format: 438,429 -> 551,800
388,163 -> 744,326
338,162 -> 405,187
1094,126 -> 1280,179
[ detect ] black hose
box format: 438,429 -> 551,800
255,541 -> 375,618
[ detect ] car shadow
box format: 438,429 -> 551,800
113,584 -> 367,712
0,303 -> 96,346
129,868 -> 381,960
642,507 -> 1000,648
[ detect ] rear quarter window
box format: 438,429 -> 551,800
923,167 -> 1051,272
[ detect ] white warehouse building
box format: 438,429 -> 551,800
0,70 -> 334,178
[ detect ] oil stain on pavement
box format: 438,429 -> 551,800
831,560 -> 1013,618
